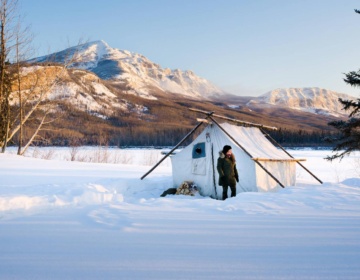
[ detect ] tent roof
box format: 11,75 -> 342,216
219,123 -> 292,160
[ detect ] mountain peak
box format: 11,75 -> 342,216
80,39 -> 110,48
79,40 -> 111,56
30,41 -> 226,100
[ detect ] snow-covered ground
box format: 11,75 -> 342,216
0,147 -> 359,279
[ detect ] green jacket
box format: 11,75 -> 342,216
217,152 -> 239,186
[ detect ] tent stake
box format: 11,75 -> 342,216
140,120 -> 209,180
209,116 -> 286,188
259,128 -> 323,184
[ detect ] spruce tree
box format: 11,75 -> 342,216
326,9 -> 360,160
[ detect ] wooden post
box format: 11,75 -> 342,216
252,158 -> 307,162
211,143 -> 218,199
260,128 -> 323,184
209,116 -> 285,188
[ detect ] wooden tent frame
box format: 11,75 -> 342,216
140,111 -> 214,180
141,108 -> 322,187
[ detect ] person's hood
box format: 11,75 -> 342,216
218,151 -> 236,162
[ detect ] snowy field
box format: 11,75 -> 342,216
1,147 -> 360,279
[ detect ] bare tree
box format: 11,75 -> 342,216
0,0 -> 17,153
12,15 -> 34,154
0,0 -> 86,154
0,0 -> 88,154
7,60 -> 77,155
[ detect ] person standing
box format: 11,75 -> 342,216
217,145 -> 239,200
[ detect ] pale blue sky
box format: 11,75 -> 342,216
20,0 -> 360,96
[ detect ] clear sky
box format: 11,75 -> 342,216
19,0 -> 360,97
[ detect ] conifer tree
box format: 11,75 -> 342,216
326,9 -> 360,160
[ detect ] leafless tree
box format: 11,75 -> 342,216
0,0 -> 17,152
12,14 -> 34,154
7,55 -> 83,155
0,0 -> 86,154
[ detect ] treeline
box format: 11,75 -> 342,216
111,126 -> 194,147
10,120 -> 336,148
11,126 -> 195,147
110,127 -> 336,148
7,104 -> 196,147
112,127 -> 335,148
268,128 -> 336,147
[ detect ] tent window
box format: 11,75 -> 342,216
192,142 -> 206,158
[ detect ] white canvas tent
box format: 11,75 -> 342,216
141,109 -> 322,199
171,122 -> 298,198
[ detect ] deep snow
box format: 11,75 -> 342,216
0,148 -> 360,279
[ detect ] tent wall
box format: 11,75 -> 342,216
255,161 -> 296,192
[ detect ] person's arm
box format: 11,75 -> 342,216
217,158 -> 224,177
234,164 -> 239,182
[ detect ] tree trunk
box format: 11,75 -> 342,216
16,63 -> 22,155
0,2 -> 7,152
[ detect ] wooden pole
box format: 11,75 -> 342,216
252,158 -> 307,162
260,128 -> 323,184
140,121 -> 205,180
189,108 -> 278,131
211,143 -> 218,199
209,116 -> 286,188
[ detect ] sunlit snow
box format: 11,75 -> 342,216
0,147 -> 359,279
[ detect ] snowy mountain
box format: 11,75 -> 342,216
14,65 -> 148,119
31,40 -> 226,100
247,87 -> 355,117
30,42 -> 355,118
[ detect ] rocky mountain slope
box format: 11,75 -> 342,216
31,40 -> 226,100
13,65 -> 148,119
247,87 -> 354,117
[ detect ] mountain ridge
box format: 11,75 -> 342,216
247,87 -> 355,117
30,40 -> 357,119
31,40 -> 227,100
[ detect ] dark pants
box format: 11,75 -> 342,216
222,179 -> 236,200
